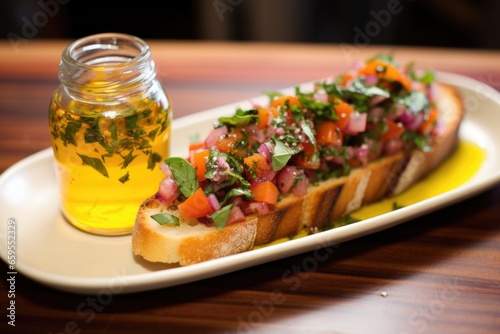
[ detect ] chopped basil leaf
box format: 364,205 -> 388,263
419,70 -> 435,85
125,114 -> 139,132
204,149 -> 250,187
408,63 -> 435,86
61,121 -> 82,146
320,79 -> 389,112
164,157 -> 199,198
148,126 -> 160,140
218,108 -> 258,128
272,138 -> 300,170
392,202 -> 404,211
347,79 -> 391,98
221,187 -> 254,206
78,154 -> 109,178
210,204 -> 234,230
151,213 -> 180,226
402,131 -> 433,152
204,149 -> 221,180
118,171 -> 130,184
396,91 -> 429,113
290,103 -> 305,124
147,152 -> 162,170
122,150 -> 138,169
301,123 -> 316,146
298,95 -> 338,121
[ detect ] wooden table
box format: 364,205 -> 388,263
1,40 -> 499,333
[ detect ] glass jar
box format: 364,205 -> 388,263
48,33 -> 172,236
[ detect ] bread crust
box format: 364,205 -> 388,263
132,83 -> 463,265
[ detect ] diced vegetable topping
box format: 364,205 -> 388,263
153,54 -> 439,228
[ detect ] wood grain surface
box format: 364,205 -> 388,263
0,40 -> 499,334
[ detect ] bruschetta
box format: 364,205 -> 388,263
132,54 -> 463,266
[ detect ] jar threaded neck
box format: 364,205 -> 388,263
59,33 -> 156,98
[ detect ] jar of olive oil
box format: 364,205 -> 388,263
48,33 -> 172,236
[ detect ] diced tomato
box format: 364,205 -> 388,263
419,108 -> 439,135
359,60 -> 412,91
257,107 -> 278,129
339,73 -> 354,87
332,98 -> 353,130
249,181 -> 279,205
270,96 -> 302,125
189,141 -> 206,152
216,128 -> 250,158
380,119 -> 405,141
178,188 -> 214,220
316,121 -> 343,146
244,153 -> 271,180
192,149 -> 210,181
293,141 -> 320,169
270,95 -> 302,109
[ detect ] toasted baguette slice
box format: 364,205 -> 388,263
132,83 -> 463,266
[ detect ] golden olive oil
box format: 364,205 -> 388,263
351,140 -> 485,220
49,97 -> 170,235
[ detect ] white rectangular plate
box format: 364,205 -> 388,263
1,72 -> 499,294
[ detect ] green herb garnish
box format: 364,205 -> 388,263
151,213 -> 180,226
272,138 -> 300,170
396,91 -> 429,113
220,187 -> 254,206
210,204 -> 234,230
78,154 -> 109,178
164,157 -> 199,198
118,171 -> 130,184
218,108 -> 258,129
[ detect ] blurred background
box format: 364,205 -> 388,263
1,0 -> 499,49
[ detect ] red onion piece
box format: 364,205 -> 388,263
387,103 -> 406,120
404,112 -> 424,131
158,178 -> 178,204
277,166 -> 299,194
364,75 -> 378,85
369,95 -> 387,106
207,194 -> 221,211
344,112 -> 367,135
257,143 -> 272,161
226,205 -> 246,225
291,173 -> 308,197
274,127 -> 285,136
399,109 -> 413,123
160,162 -> 173,177
260,170 -> 278,182
356,144 -> 369,166
248,202 -> 269,215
